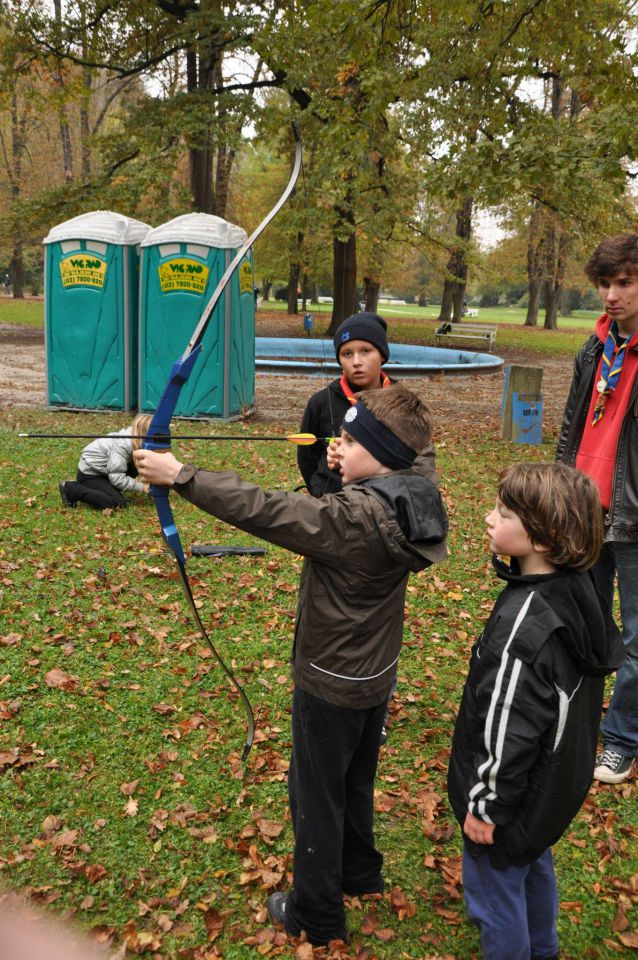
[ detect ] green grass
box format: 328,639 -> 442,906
0,298 -> 44,328
0,297 -> 598,358
0,328 -> 635,959
262,299 -> 599,328
264,307 -> 595,359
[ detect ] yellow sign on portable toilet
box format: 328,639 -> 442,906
138,213 -> 255,420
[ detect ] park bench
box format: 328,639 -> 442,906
434,321 -> 497,351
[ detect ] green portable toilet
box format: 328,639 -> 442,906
43,211 -> 150,411
138,213 -> 255,419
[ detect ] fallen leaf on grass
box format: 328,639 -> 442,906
153,702 -> 178,715
256,818 -> 285,841
51,829 -> 79,849
120,779 -> 140,796
295,943 -> 314,959
45,668 -> 81,692
390,885 -> 416,920
0,633 -> 21,646
85,864 -> 107,883
41,815 -> 64,835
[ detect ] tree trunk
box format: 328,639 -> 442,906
287,261 -> 300,314
560,289 -> 572,317
9,92 -> 25,298
525,280 -> 540,327
438,197 -> 473,322
214,142 -> 235,220
11,241 -> 24,299
363,277 -> 380,312
262,280 -> 272,301
53,0 -> 74,181
186,47 -> 214,212
438,280 -> 454,323
80,74 -> 91,180
79,8 -> 92,181
328,205 -> 357,335
543,280 -> 558,330
525,202 -> 544,327
544,230 -> 567,330
287,230 -> 304,314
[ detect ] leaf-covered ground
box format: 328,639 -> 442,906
0,324 -> 637,959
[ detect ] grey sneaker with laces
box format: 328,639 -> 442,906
594,748 -> 634,784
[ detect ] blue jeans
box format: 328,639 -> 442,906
462,845 -> 558,960
592,541 -> 638,757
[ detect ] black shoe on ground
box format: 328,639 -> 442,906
59,481 -> 74,508
267,893 -> 300,936
267,892 -> 348,945
594,748 -> 634,784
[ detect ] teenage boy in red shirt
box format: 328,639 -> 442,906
557,232 -> 638,783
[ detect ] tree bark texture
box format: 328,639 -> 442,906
53,0 -> 74,182
438,196 -> 473,323
363,276 -> 380,312
328,205 -> 358,335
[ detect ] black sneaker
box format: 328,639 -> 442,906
266,893 -> 348,945
594,748 -> 634,784
59,481 -> 74,508
267,893 -> 300,936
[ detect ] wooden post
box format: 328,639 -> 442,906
501,365 -> 543,441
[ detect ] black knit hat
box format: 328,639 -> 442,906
333,312 -> 389,363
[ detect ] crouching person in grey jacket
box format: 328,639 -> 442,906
59,414 -> 152,510
135,385 -> 448,946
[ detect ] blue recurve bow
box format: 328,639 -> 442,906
144,125 -> 303,762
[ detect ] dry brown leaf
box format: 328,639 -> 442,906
45,668 -> 80,692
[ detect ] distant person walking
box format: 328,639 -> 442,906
2,272 -> 10,295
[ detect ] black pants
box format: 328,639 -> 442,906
286,686 -> 386,944
66,470 -> 127,510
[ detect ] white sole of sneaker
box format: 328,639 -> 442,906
594,765 -> 634,784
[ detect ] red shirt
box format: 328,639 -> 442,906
576,314 -> 638,509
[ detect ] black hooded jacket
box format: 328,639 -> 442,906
447,557 -> 624,869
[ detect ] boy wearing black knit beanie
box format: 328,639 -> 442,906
298,312 -> 437,496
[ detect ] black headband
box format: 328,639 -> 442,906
341,402 -> 417,470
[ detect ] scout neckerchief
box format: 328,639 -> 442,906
592,321 -> 629,425
339,370 -> 391,405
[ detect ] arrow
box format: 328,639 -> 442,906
19,432 -> 333,445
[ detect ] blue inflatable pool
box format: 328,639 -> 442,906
255,337 -> 503,378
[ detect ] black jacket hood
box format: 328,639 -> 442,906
493,556 -> 624,677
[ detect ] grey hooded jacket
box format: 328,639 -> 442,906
77,427 -> 145,493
